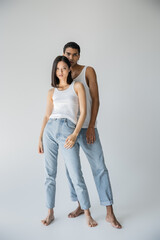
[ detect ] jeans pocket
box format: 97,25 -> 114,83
66,119 -> 76,129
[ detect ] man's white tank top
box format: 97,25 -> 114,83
49,81 -> 79,124
74,66 -> 97,128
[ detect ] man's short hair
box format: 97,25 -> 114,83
63,42 -> 80,54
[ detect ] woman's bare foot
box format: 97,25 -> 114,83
84,209 -> 98,227
68,206 -> 84,218
86,215 -> 98,227
106,214 -> 122,229
41,209 -> 54,226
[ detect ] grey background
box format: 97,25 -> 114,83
0,0 -> 160,240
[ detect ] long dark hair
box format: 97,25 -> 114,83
51,56 -> 73,87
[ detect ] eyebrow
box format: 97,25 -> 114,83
66,52 -> 78,55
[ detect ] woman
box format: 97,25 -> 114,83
38,56 -> 97,227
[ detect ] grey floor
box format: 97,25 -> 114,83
1,155 -> 160,240
1,199 -> 160,240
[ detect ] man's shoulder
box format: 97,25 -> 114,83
85,66 -> 96,79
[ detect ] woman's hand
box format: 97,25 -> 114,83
38,139 -> 44,153
64,133 -> 77,149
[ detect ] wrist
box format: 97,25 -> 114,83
88,124 -> 94,129
73,131 -> 79,137
88,121 -> 95,128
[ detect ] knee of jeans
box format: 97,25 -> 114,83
71,175 -> 85,186
45,167 -> 57,178
45,175 -> 56,184
92,165 -> 108,177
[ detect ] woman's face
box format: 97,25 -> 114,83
56,61 -> 70,81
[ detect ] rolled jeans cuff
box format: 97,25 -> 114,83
100,200 -> 113,206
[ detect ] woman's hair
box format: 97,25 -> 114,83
51,55 -> 73,87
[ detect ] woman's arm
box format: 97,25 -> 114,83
64,82 -> 86,149
38,89 -> 54,153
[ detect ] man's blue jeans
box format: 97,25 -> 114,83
65,128 -> 113,206
43,118 -> 91,210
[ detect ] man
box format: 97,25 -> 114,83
63,42 -> 122,229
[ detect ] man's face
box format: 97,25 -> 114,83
63,47 -> 80,67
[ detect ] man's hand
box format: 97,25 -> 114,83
86,127 -> 96,144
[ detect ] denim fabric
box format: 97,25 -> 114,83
65,128 -> 113,206
42,118 -> 91,210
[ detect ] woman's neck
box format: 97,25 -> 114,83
58,79 -> 68,87
57,79 -> 69,90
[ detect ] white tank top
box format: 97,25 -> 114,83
74,66 -> 97,128
49,81 -> 79,124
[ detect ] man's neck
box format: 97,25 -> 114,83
71,63 -> 82,73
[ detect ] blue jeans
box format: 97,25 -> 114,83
65,128 -> 113,206
42,118 -> 91,210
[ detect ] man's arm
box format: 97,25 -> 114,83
85,66 -> 100,143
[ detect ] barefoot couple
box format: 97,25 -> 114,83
38,42 -> 122,228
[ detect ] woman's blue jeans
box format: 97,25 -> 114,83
42,118 -> 91,210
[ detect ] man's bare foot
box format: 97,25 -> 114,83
41,214 -> 54,226
86,215 -> 98,227
68,206 -> 84,218
106,214 -> 122,229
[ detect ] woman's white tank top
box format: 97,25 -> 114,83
49,81 -> 79,124
74,66 -> 97,128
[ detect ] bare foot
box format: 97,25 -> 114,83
86,215 -> 98,227
68,206 -> 84,218
41,214 -> 54,226
106,214 -> 122,229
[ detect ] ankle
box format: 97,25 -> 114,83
48,208 -> 54,215
84,209 -> 91,217
106,205 -> 113,214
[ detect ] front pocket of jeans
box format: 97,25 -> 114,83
66,119 -> 76,129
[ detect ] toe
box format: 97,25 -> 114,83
68,213 -> 74,218
41,220 -> 46,224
